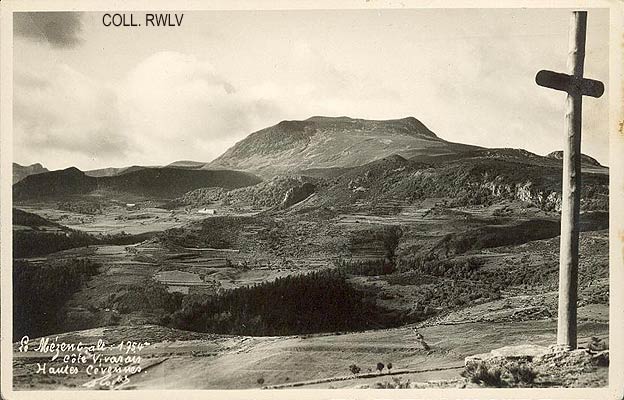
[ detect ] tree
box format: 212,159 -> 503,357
376,362 -> 385,374
379,226 -> 403,265
387,362 -> 393,372
349,364 -> 361,375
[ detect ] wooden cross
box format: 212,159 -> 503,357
535,11 -> 604,350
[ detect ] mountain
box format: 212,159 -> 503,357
208,116 -> 480,178
13,167 -> 262,200
13,163 -> 49,184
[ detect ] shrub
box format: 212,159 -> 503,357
463,364 -> 503,387
349,364 -> 361,375
587,336 -> 607,352
378,226 -> 403,261
377,362 -> 385,374
508,363 -> 537,385
375,377 -> 411,389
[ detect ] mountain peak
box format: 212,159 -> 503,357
62,166 -> 85,175
306,115 -> 354,122
209,116 -> 478,178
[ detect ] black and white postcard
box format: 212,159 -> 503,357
1,1 -> 622,399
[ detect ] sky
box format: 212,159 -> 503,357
13,8 -> 610,170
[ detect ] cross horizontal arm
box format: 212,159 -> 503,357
536,70 -> 604,98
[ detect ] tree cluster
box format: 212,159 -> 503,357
165,269 -> 405,336
13,258 -> 100,340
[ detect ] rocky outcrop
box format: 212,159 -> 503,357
280,183 -> 316,209
464,344 -> 609,387
479,180 -> 562,211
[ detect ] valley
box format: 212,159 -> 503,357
11,116 -> 610,390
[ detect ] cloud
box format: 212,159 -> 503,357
117,52 -> 281,165
14,12 -> 83,48
14,66 -> 128,169
394,31 -> 609,164
13,19 -> 608,170
242,41 -> 402,122
14,52 -> 283,170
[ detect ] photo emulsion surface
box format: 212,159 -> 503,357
8,6 -> 611,392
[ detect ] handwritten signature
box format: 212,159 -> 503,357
82,372 -> 130,390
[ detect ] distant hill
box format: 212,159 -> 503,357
84,165 -> 152,177
14,167 -> 98,199
407,148 -> 607,174
546,151 -> 605,168
13,163 -> 49,184
13,167 -> 262,200
86,162 -> 210,176
98,168 -> 262,198
167,160 -> 208,169
208,116 -> 480,178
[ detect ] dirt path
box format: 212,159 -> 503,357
263,365 -> 465,389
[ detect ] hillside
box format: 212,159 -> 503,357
301,150 -> 609,213
170,147 -> 609,217
13,162 -> 49,184
13,167 -> 262,200
170,175 -> 319,210
208,116 -> 480,178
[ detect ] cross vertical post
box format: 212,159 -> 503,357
536,11 -> 604,351
557,10 -> 586,350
